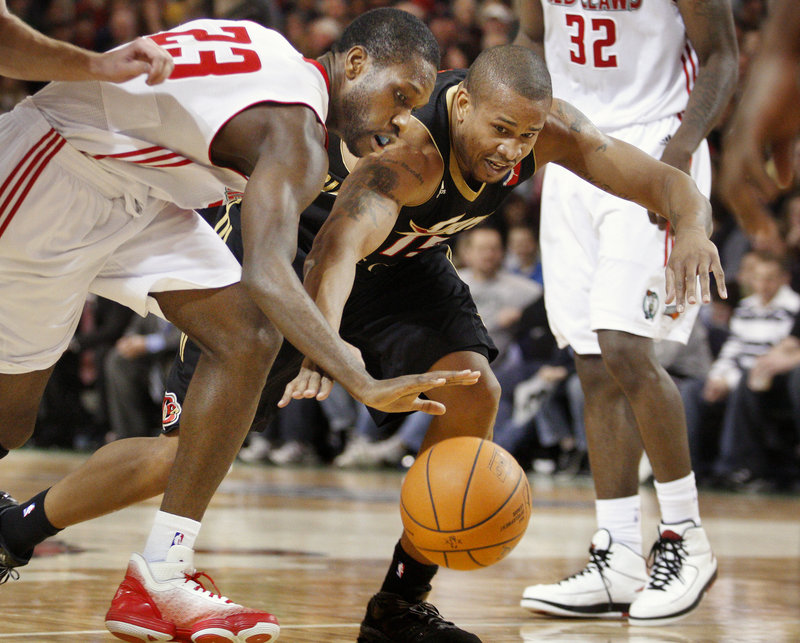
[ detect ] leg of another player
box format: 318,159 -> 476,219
0,367 -> 56,579
401,350 -> 500,564
358,351 -> 495,643
596,330 -> 691,483
153,283 -> 279,526
0,433 -> 177,579
520,350 -> 649,620
597,329 -> 716,625
104,283 -> 283,643
44,434 -> 177,528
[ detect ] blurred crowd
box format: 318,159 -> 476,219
5,0 -> 799,495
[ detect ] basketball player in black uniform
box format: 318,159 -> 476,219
1,45 -> 725,642
166,45 -> 726,641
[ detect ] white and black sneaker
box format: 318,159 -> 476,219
521,529 -> 647,618
629,520 -> 717,626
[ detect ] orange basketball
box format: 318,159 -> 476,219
400,436 -> 532,571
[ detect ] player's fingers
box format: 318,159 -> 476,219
698,260 -> 712,304
674,263 -> 687,312
712,259 -> 727,299
303,370 -> 323,398
145,54 -> 173,85
665,266 -> 676,305
278,382 -> 300,407
296,370 -> 319,399
316,376 -> 334,401
425,369 -> 481,386
411,397 -> 447,416
772,138 -> 796,190
685,269 -> 698,307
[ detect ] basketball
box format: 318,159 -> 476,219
400,436 -> 532,571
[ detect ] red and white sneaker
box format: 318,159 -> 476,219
105,544 -> 279,643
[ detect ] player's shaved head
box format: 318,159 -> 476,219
333,7 -> 440,70
464,45 -> 552,105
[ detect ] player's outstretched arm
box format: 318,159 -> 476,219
720,0 -> 800,243
536,99 -> 726,311
280,140 -> 443,405
0,4 -> 172,83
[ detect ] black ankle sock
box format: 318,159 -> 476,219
380,541 -> 438,602
0,489 -> 61,556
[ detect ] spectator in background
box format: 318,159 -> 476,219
457,226 -> 543,430
684,251 -> 800,483
35,296 -> 133,451
504,223 -> 542,285
724,307 -> 800,491
104,314 -> 180,442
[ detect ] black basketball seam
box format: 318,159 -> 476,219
461,440 -> 483,530
461,467 -> 524,531
425,444 -> 440,530
416,531 -> 525,554
467,551 -> 487,567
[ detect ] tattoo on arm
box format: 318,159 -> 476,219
329,164 -> 401,228
556,99 -> 588,134
573,169 -> 633,202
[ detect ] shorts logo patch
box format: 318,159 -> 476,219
643,289 -> 659,320
162,391 -> 182,428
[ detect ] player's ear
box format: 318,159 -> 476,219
344,45 -> 369,81
454,84 -> 472,123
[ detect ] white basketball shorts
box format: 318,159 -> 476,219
0,101 -> 241,373
540,114 -> 711,356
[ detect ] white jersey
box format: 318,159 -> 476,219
541,0 -> 695,130
31,19 -> 329,210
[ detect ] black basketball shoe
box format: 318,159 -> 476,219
357,591 -> 481,642
0,492 -> 31,584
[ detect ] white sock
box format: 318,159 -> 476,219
596,495 -> 642,555
142,510 -> 201,563
654,471 -> 701,526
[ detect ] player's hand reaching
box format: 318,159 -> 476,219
278,342 -> 365,406
356,369 -> 481,415
89,37 -> 174,85
665,228 -> 726,312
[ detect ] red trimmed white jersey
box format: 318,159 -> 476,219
541,0 -> 695,130
31,19 -> 329,210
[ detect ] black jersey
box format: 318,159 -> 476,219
310,69 -> 538,271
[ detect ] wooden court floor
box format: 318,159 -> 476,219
1,448 -> 798,642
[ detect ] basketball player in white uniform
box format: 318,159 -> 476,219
0,11 -> 484,642
515,0 -> 738,625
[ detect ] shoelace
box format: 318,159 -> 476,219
0,565 -> 20,584
184,570 -> 233,603
563,546 -> 611,584
646,535 -> 687,591
407,601 -> 456,630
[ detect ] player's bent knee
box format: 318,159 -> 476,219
215,317 -> 282,370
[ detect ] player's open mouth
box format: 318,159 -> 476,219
486,159 -> 509,173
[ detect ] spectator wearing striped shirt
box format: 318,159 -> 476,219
684,250 -> 800,484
